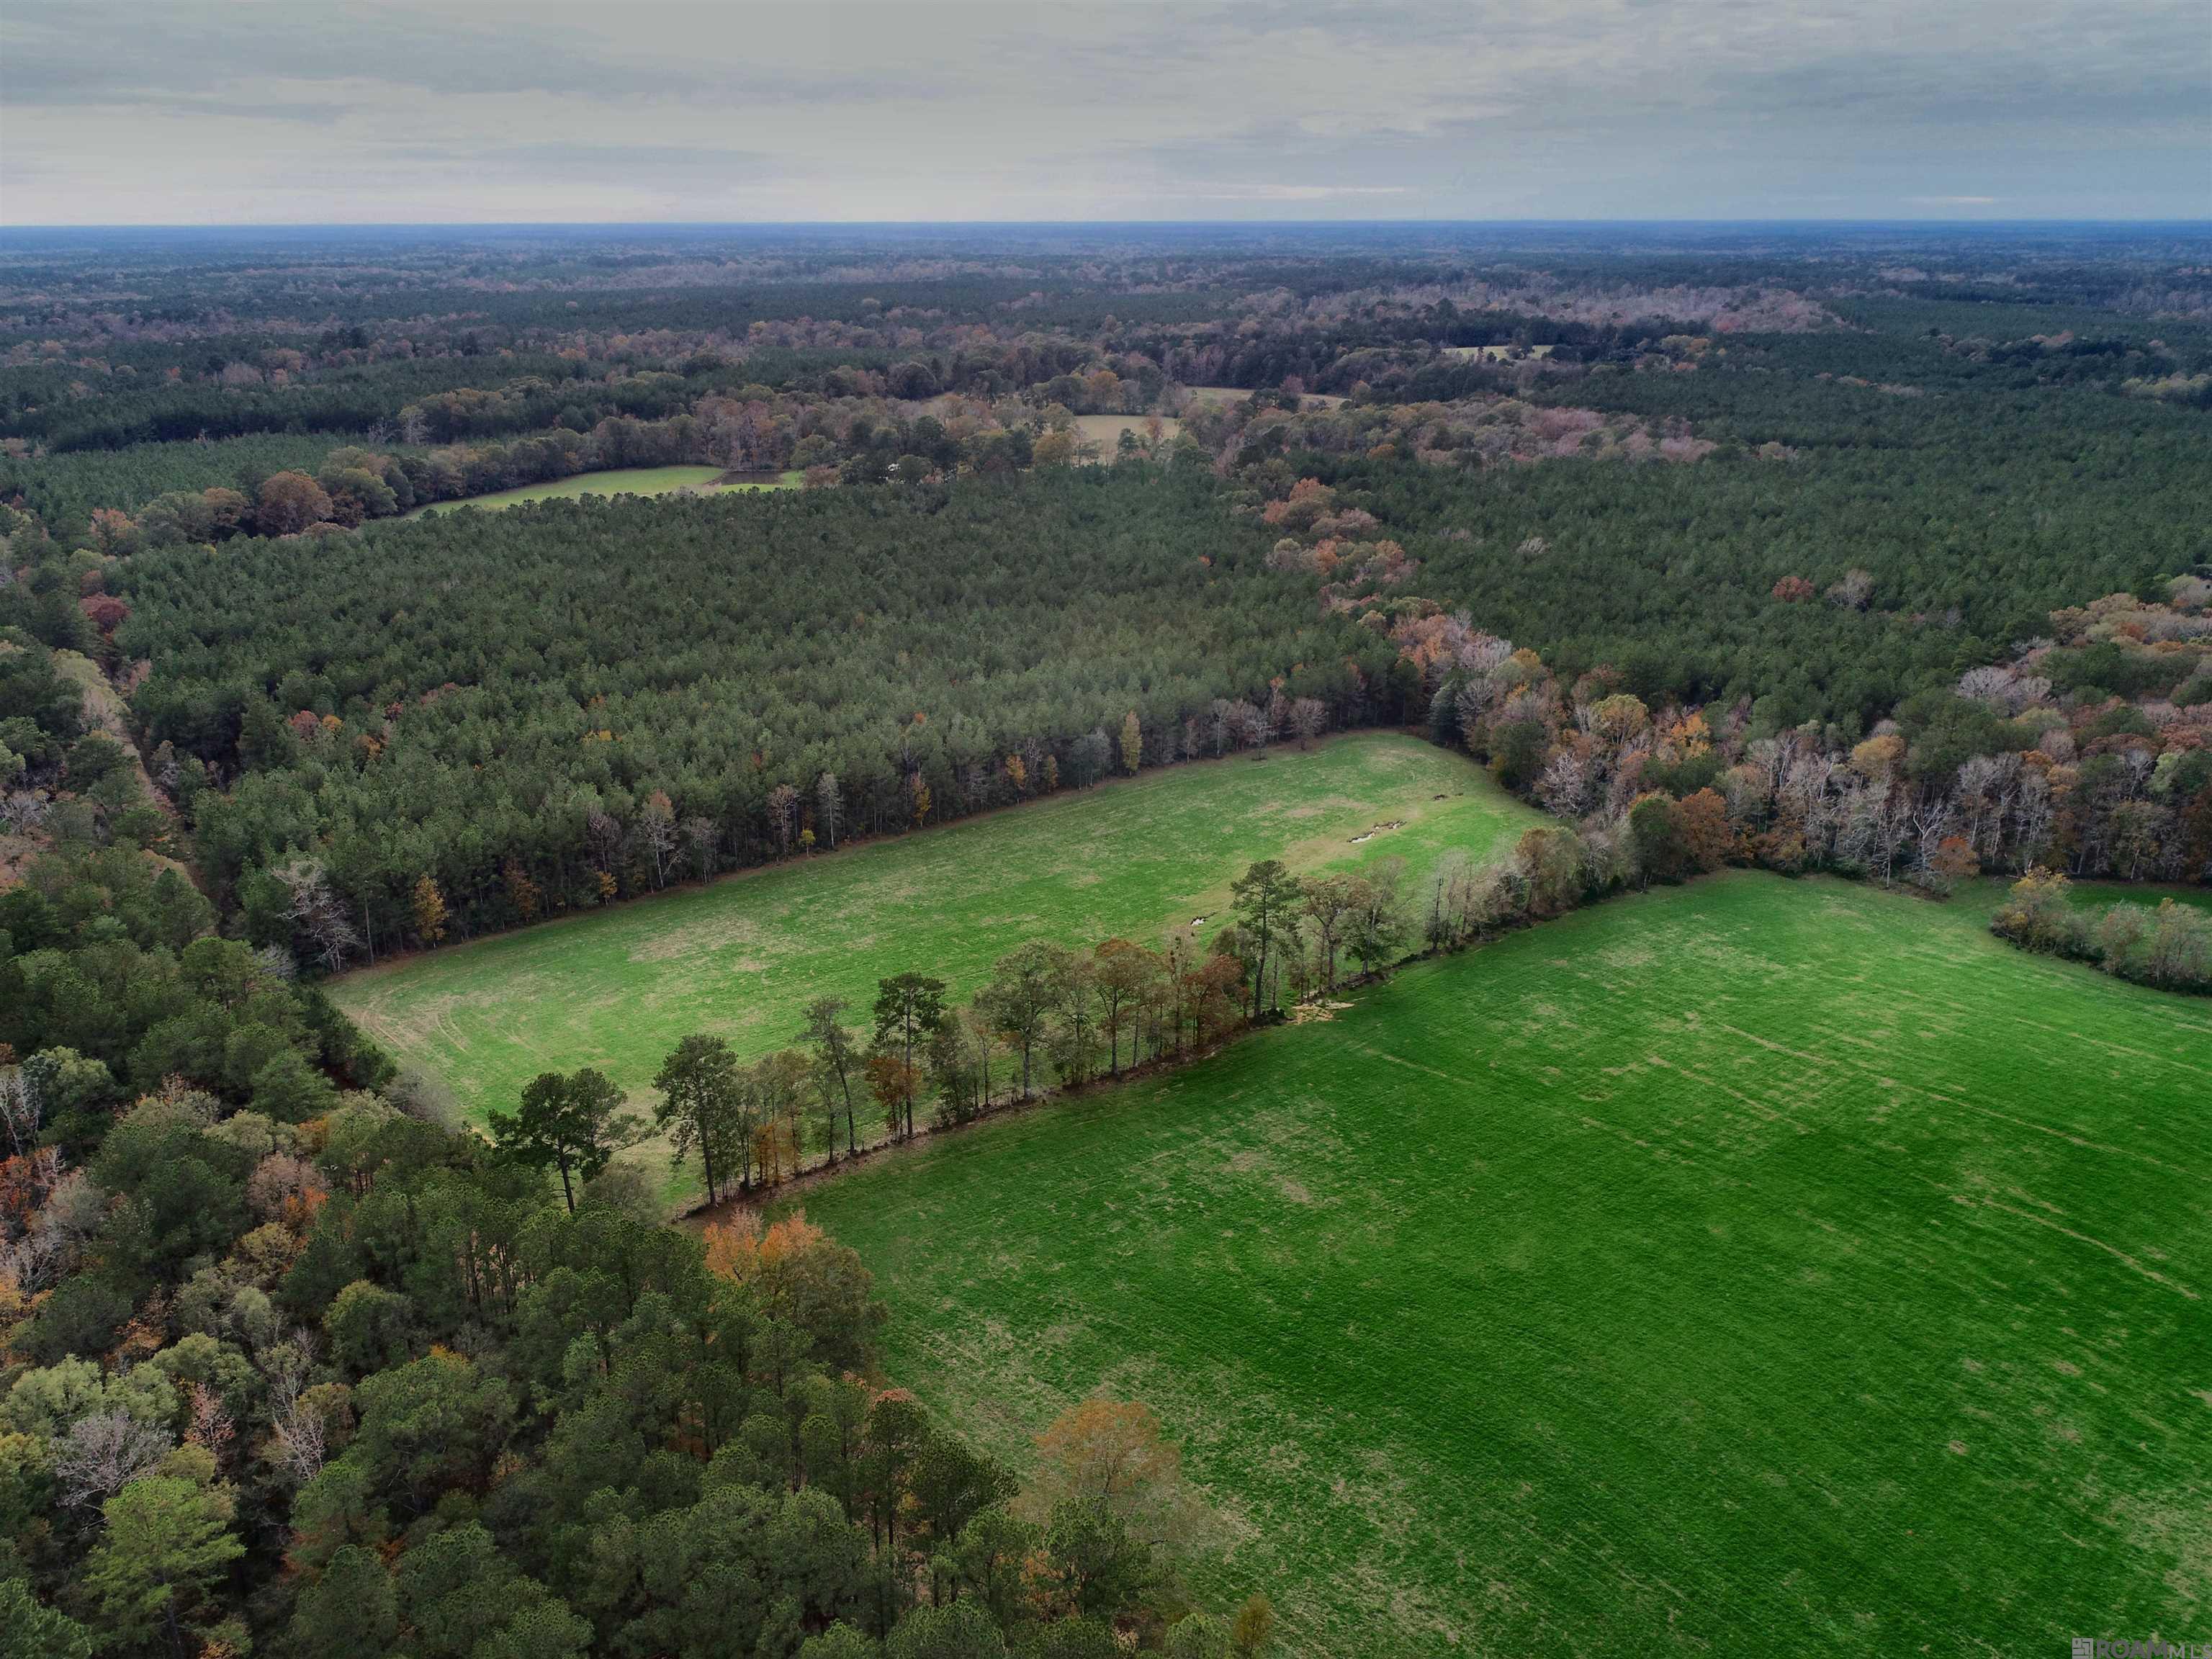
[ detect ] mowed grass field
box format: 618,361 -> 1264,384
793,872 -> 2212,1657
406,465 -> 797,516
331,735 -> 1544,1178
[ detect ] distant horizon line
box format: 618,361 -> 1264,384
4,217 -> 2209,233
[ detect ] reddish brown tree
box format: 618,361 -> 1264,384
256,471 -> 333,536
1679,787 -> 1737,871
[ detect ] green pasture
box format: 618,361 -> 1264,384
331,734 -> 1544,1173
2061,881 -> 2212,915
795,872 -> 2212,1657
405,465 -> 797,516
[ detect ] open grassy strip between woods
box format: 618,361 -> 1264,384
405,465 -> 798,516
329,734 -> 1545,1193
791,871 -> 2212,1658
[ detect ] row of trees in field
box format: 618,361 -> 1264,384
586,824 -> 1686,1206
609,917 -> 1290,1208
626,900 -> 1305,1206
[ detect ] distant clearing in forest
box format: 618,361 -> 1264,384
1069,412 -> 1182,455
1182,385 -> 1347,409
331,734 -> 1543,1190
406,465 -> 796,516
1441,342 -> 1557,361
797,871 -> 2212,1658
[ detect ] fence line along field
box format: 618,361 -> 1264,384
791,871 -> 2212,1659
330,733 -> 1544,1172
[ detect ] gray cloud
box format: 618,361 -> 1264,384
1,0 -> 2205,223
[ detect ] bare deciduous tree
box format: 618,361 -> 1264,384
767,783 -> 801,856
639,791 -> 679,887
55,1411 -> 172,1509
0,1066 -> 40,1158
273,855 -> 360,974
585,806 -> 624,873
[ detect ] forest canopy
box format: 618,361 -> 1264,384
114,469 -> 1406,946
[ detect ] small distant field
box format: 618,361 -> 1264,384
1441,343 -> 1557,361
797,871 -> 2212,1656
1182,386 -> 1346,409
1069,413 -> 1182,457
331,734 -> 1543,1183
407,466 -> 796,516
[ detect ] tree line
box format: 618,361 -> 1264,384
1991,868 -> 2211,994
1229,474 -> 2212,891
1416,596 -> 2211,892
556,855 -> 1406,1208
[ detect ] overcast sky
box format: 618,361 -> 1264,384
3,1 -> 2206,225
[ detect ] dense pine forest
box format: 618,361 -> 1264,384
114,470 -> 1402,941
1,222 -> 2208,1656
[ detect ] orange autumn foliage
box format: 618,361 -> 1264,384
1678,787 -> 1737,871
703,1210 -> 826,1285
1033,1398 -> 1181,1507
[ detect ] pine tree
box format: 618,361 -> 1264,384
84,1476 -> 244,1656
